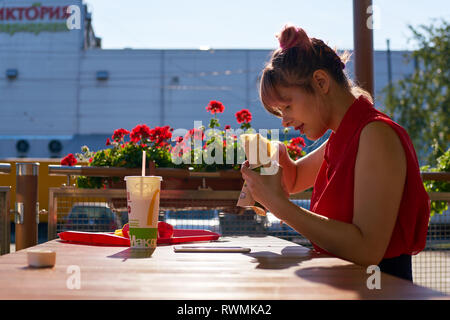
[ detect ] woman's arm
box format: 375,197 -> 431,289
244,121 -> 406,266
279,139 -> 327,194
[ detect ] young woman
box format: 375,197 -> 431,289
240,24 -> 430,281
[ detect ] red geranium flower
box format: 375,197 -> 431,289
130,124 -> 152,143
149,126 -> 172,147
287,144 -> 303,159
235,109 -> 252,124
290,137 -> 306,148
206,100 -> 225,114
185,128 -> 205,141
224,125 -> 231,130
286,137 -> 306,161
112,128 -> 130,142
61,153 -> 77,166
105,138 -> 111,146
172,140 -> 190,158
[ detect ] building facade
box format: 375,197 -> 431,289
0,0 -> 416,158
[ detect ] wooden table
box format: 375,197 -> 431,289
0,236 -> 446,300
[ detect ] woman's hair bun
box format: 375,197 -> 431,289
276,24 -> 311,51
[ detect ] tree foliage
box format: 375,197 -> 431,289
421,146 -> 450,216
381,19 -> 449,165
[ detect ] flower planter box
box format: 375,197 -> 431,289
104,161 -> 244,191
108,173 -> 243,191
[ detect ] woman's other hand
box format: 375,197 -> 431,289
275,141 -> 297,194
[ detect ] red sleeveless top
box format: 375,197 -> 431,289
310,96 -> 430,259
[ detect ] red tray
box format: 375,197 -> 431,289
58,229 -> 220,247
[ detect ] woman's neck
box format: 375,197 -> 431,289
326,88 -> 357,133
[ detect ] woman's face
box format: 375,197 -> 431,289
274,85 -> 329,141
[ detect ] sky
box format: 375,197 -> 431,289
85,0 -> 449,51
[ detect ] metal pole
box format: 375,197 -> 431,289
15,163 -> 39,251
246,50 -> 250,108
353,0 -> 374,97
386,39 -> 392,86
48,188 -> 58,241
0,187 -> 11,255
160,50 -> 165,126
386,39 -> 393,104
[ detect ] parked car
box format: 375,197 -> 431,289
164,209 -> 221,233
62,202 -> 121,232
219,210 -> 267,236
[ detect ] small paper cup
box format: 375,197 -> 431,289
27,249 -> 56,268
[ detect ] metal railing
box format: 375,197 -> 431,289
413,189 -> 450,294
421,172 -> 450,181
47,186 -> 248,240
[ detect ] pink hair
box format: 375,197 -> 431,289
276,25 -> 312,52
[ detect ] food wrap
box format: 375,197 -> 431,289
237,133 -> 280,216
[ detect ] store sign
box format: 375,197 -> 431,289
0,4 -> 70,21
0,3 -> 78,35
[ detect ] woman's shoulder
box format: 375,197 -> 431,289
361,120 -> 399,141
358,120 -> 407,170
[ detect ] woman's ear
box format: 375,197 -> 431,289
312,69 -> 330,94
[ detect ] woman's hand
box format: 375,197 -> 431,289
275,141 -> 297,194
240,160 -> 289,210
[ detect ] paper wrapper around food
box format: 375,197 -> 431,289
239,133 -> 277,169
237,133 -> 280,216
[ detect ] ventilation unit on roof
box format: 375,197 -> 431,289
6,69 -> 18,80
96,70 -> 109,81
16,139 -> 29,157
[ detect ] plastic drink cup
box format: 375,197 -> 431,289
125,176 -> 162,251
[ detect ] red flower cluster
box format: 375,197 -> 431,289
290,137 -> 306,148
206,100 -> 225,114
112,128 -> 130,142
287,144 -> 303,159
286,136 -> 306,160
130,124 -> 152,143
149,126 -> 173,147
235,109 -> 252,124
61,153 -> 77,166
